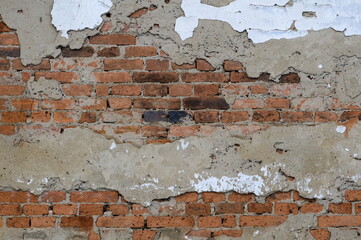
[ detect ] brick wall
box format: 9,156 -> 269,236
1,190 -> 361,239
1,16 -> 360,240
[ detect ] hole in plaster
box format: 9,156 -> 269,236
164,0 -> 170,3
106,12 -> 111,18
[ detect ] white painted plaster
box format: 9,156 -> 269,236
110,142 -> 116,150
336,125 -> 346,133
176,0 -> 361,43
51,0 -> 113,38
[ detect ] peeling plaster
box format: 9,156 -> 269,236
51,0 -> 113,38
2,122 -> 361,205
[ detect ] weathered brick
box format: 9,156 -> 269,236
147,216 -> 194,228
0,34 -> 19,45
315,111 -> 338,122
133,230 -> 157,240
7,217 -> 30,228
250,85 -> 268,94
93,72 -> 131,83
194,84 -> 218,96
97,47 -> 121,57
144,84 -> 168,96
108,98 -> 132,109
41,99 -> 76,110
31,217 -> 56,228
40,191 -> 66,203
13,59 -> 50,70
329,202 -> 352,214
35,72 -> 78,83
24,205 -> 49,215
222,111 -> 249,123
0,204 -> 22,216
97,216 -> 144,228
0,21 -> 12,32
184,97 -> 229,110
125,46 -> 157,57
112,85 -> 141,96
300,203 -> 323,213
1,111 -> 27,123
11,99 -> 38,110
79,204 -> 104,216
169,85 -> 192,96
169,111 -> 191,124
198,216 -> 222,228
194,111 -> 219,123
175,192 -> 198,203
79,112 -> 97,123
61,46 -> 94,58
202,192 -> 226,203
274,203 -> 298,215
104,59 -> 143,70
96,85 -> 109,96
141,126 -> 167,137
196,59 -> 215,71
224,60 -> 243,71
318,216 -> 361,227
266,98 -> 290,109
62,84 -> 93,96
133,72 -> 178,83
134,98 -> 180,110
0,125 -> 15,135
253,110 -> 280,122
266,192 -> 291,202
60,216 -> 93,228
171,62 -> 196,70
228,192 -> 254,202
182,73 -> 227,82
70,191 -> 118,203
53,204 -> 77,215
231,72 -> 269,82
279,73 -> 300,83
143,111 -> 168,122
0,47 -> 20,58
340,111 -> 361,122
214,230 -> 243,238
89,34 -> 136,45
215,203 -> 244,214
310,229 -> 330,240
99,111 -> 132,123
186,203 -> 211,215
169,126 -> 198,137
240,216 -> 287,227
107,204 -> 129,215
0,59 -> 10,70
248,203 -> 272,214
281,111 -> 313,122
0,85 -> 25,96
146,59 -> 170,71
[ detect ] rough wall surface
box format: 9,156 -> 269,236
1,0 -> 361,239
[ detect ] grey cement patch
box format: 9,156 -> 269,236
2,122 -> 361,205
27,78 -> 63,100
0,228 -> 88,240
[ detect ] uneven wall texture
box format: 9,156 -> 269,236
1,0 -> 361,239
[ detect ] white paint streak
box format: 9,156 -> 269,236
179,139 -> 190,151
190,173 -> 265,195
110,142 -> 116,150
51,0 -> 113,38
336,125 -> 346,133
176,0 -> 361,43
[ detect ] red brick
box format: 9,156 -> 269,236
169,126 -> 198,137
196,59 -> 215,71
62,84 -> 93,96
31,217 -> 56,228
228,192 -> 254,202
108,98 -> 132,109
274,203 -> 298,215
0,34 -> 19,45
240,216 -> 287,227
71,191 -> 118,203
93,72 -> 131,83
328,202 -> 352,214
270,83 -> 302,96
0,59 -> 10,70
215,203 -> 244,214
97,47 -> 120,57
60,216 -> 93,228
0,99 -> 6,110
35,72 -> 78,83
222,111 -> 249,123
133,72 -> 178,83
41,100 -> 76,110
194,111 -> 218,123
107,204 -> 129,215
248,203 -> 272,214
104,59 -> 143,70
315,111 -> 338,122
340,111 -> 361,121
186,203 -> 211,215
125,46 -> 157,57
133,230 -> 157,240
0,21 -> 12,32
266,98 -> 290,109
233,99 -> 265,109
79,112 -> 96,123
279,73 -> 300,83
79,204 -> 104,215
202,192 -> 226,203
147,216 -> 194,228
7,217 -> 30,228
53,204 -> 77,215
78,99 -> 107,110
134,98 -> 180,109
146,59 -> 169,71
22,72 -> 31,82
194,84 -> 218,96
231,72 -> 269,82
0,85 -> 25,96
0,204 -> 22,216
141,126 -> 167,137
175,192 -> 198,202
281,111 -> 313,122
40,191 -> 66,203
23,205 -> 49,216
0,47 -> 20,58
54,112 -> 78,123
318,216 -> 361,227
214,230 -> 243,238
96,85 -> 109,96
182,73 -> 227,82
224,60 -> 243,71
300,203 -> 323,213
144,84 -> 168,96
89,34 -> 136,45
132,204 -> 150,215
169,85 -> 192,96
187,230 -> 212,238
354,203 -> 361,214
129,8 -> 150,18
266,192 -> 291,202
0,125 -> 15,135
198,216 -> 222,228
310,229 -> 330,240
11,99 -> 38,110
114,126 -> 140,134
253,110 -> 280,122
88,231 -> 101,240
30,111 -> 51,123
97,216 -> 144,228
1,112 -> 27,123
250,85 -> 268,94
61,46 -> 94,58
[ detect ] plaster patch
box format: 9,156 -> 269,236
176,0 -> 361,43
336,125 -> 346,134
51,0 -> 113,38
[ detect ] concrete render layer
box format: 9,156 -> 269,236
2,122 -> 361,206
2,0 -> 361,78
